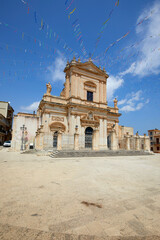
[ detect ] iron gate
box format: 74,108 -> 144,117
107,134 -> 111,149
85,127 -> 93,148
53,131 -> 58,148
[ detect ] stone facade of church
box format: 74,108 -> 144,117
11,58 -> 150,152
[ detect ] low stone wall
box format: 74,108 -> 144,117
119,133 -> 150,151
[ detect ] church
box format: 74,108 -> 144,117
11,57 -> 150,152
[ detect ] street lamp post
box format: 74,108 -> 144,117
20,124 -> 27,151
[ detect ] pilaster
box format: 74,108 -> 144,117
111,129 -> 118,150
57,131 -> 62,150
144,134 -> 150,151
74,133 -> 79,150
135,133 -> 140,150
125,132 -> 130,150
93,128 -> 99,150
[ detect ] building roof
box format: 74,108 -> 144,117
154,135 -> 160,138
0,101 -> 9,103
0,101 -> 14,111
0,113 -> 5,119
148,129 -> 160,132
15,112 -> 37,117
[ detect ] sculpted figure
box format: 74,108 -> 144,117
46,82 -> 52,95
114,98 -> 118,108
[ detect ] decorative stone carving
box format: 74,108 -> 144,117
107,122 -> 116,133
80,115 -> 99,128
52,116 -> 64,122
114,98 -> 118,109
88,111 -> 93,120
46,82 -> 52,95
85,101 -> 97,107
70,56 -> 76,65
50,122 -> 66,132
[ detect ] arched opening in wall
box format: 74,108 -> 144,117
53,131 -> 58,148
85,127 -> 93,148
107,134 -> 111,149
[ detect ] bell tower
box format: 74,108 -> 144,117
63,57 -> 109,104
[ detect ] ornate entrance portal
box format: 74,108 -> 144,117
53,131 -> 58,148
85,127 -> 93,148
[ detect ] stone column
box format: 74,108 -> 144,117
103,82 -> 106,103
103,119 -> 108,149
93,128 -> 99,150
99,82 -> 103,102
110,129 -> 118,150
57,131 -> 62,150
135,133 -> 140,150
74,127 -> 79,150
125,132 -> 130,150
144,134 -> 150,151
65,75 -> 69,98
71,73 -> 75,97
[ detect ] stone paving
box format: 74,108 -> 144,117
0,148 -> 160,239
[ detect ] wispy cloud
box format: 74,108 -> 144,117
120,1 -> 160,77
21,101 -> 39,112
107,75 -> 124,101
118,90 -> 149,112
47,51 -> 66,83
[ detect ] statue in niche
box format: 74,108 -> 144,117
88,111 -> 93,120
111,124 -> 116,132
46,82 -> 52,95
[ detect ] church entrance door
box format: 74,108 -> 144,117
53,131 -> 58,148
85,127 -> 93,149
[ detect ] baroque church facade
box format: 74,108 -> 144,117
12,58 -> 150,152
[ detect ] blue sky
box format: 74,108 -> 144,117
0,0 -> 160,135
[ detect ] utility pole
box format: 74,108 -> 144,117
20,124 -> 27,151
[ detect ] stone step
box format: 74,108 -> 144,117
52,150 -> 152,158
49,150 -> 59,158
22,149 -> 152,158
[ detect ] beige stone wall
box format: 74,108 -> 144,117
12,113 -> 39,151
0,102 -> 8,118
119,133 -> 150,152
118,126 -> 134,140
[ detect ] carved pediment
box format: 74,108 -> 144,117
80,114 -> 99,127
77,62 -> 106,76
49,122 -> 66,132
64,59 -> 109,79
